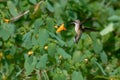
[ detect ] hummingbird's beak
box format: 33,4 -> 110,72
70,21 -> 75,25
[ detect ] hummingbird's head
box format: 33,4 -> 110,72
71,20 -> 81,25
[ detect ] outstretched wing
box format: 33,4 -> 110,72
81,26 -> 99,32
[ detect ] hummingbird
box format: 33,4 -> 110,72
71,20 -> 98,43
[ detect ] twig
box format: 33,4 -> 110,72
10,0 -> 44,22
10,10 -> 30,22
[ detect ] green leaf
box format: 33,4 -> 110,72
53,72 -> 67,80
24,55 -> 37,76
46,17 -> 55,32
95,61 -> 106,75
100,23 -> 114,36
29,0 -> 37,4
49,32 -> 66,46
66,38 -> 74,47
72,71 -> 84,80
0,75 -> 2,80
34,18 -> 44,29
16,69 -> 23,77
111,67 -> 120,76
57,47 -> 71,59
36,54 -> 48,70
108,15 -> 120,21
66,10 -> 77,20
100,51 -> 108,64
6,23 -> 15,35
53,74 -> 66,80
48,43 -> 56,57
9,46 -> 16,55
72,51 -> 82,63
0,41 -> 2,46
46,2 -> 54,12
0,28 -> 10,41
0,23 -> 15,41
38,29 -> 49,48
7,1 -> 18,17
90,33 -> 103,54
8,64 -> 14,76
90,32 -> 97,41
32,34 -> 39,46
93,40 -> 103,54
22,32 -> 32,49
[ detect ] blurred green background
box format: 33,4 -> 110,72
0,0 -> 120,80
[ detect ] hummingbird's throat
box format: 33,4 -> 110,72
75,23 -> 80,33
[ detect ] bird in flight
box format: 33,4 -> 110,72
71,20 -> 98,43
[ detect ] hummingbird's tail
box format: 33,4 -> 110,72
74,32 -> 82,44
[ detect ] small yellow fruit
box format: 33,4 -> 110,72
28,51 -> 34,55
44,46 -> 48,50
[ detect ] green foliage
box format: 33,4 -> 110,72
7,1 -> 19,17
0,0 -> 120,80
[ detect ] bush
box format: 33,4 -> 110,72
0,0 -> 120,80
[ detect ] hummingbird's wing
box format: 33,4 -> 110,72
81,26 -> 99,32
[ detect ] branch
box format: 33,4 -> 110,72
10,10 -> 30,22
10,0 -> 44,22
